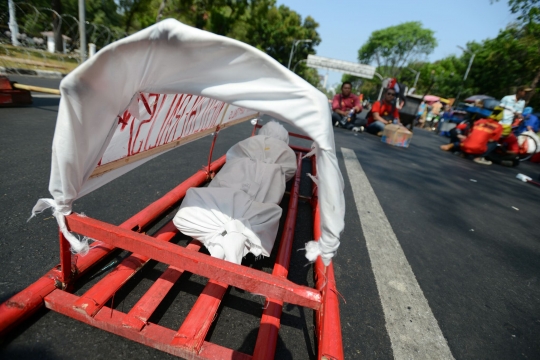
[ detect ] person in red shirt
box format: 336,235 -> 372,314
366,89 -> 400,136
440,108 -> 503,165
332,82 -> 362,130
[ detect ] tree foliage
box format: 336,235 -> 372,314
5,0 -> 321,86
465,23 -> 540,106
357,21 -> 437,79
496,0 -> 540,22
159,1 -> 321,84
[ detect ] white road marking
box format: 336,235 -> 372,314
341,147 -> 454,360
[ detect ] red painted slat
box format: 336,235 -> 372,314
73,221 -> 179,317
252,154 -> 302,360
65,214 -> 322,310
122,240 -> 203,331
171,279 -> 228,351
44,290 -> 252,360
311,156 -> 344,360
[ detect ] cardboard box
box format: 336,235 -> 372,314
381,124 -> 412,148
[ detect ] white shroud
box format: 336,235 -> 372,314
173,188 -> 282,264
226,135 -> 297,181
209,158 -> 287,205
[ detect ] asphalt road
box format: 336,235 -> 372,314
1,75 -> 539,359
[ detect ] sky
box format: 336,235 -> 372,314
276,0 -> 518,88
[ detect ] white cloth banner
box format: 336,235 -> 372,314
34,19 -> 345,265
101,93 -> 256,167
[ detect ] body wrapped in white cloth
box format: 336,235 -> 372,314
209,121 -> 297,205
173,188 -> 281,264
226,135 -> 297,181
209,158 -> 287,205
176,122 -> 295,263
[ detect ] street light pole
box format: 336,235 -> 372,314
78,0 -> 87,62
455,45 -> 476,105
292,59 -> 307,73
404,67 -> 420,89
287,39 -> 312,69
463,53 -> 476,83
373,72 -> 384,101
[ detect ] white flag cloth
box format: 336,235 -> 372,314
32,19 -> 344,265
173,188 -> 282,264
226,135 -> 297,181
209,158 -> 287,205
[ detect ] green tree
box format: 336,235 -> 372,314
156,0 -> 321,86
407,57 -> 463,98
358,21 -> 437,78
240,2 -> 320,69
456,24 -> 538,107
495,0 -> 540,22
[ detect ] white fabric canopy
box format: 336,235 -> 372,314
31,19 -> 345,265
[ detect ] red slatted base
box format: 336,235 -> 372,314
44,290 -> 251,360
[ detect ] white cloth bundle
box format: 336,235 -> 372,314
174,188 -> 282,264
209,158 -> 287,204
227,135 -> 297,181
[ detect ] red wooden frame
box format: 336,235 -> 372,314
0,125 -> 344,360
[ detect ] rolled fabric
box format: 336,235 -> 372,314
209,158 -> 286,204
226,135 -> 297,181
173,187 -> 282,264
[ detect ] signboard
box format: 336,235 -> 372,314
91,93 -> 258,178
306,55 -> 376,79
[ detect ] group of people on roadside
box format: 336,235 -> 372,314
440,86 -> 538,166
331,81 -> 400,136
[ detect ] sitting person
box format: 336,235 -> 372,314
365,89 -> 400,136
500,86 -> 530,127
331,81 -> 362,130
516,107 -> 539,135
415,101 -> 426,126
440,106 -> 504,165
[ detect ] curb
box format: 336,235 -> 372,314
0,67 -> 66,79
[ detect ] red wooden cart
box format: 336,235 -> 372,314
0,122 -> 344,360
